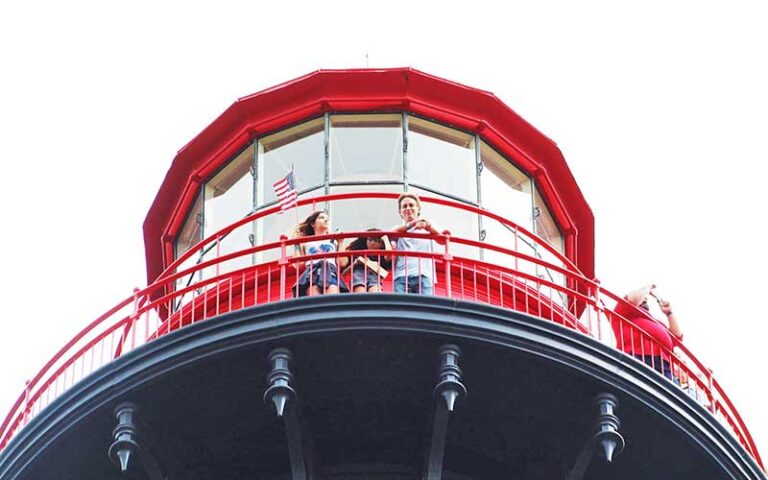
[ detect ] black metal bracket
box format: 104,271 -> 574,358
564,393 -> 625,480
424,344 -> 467,480
264,348 -> 314,480
107,402 -> 165,480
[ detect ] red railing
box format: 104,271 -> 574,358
0,192 -> 762,470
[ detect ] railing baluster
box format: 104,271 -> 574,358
594,281 -> 602,341
254,265 -> 259,305
1,192 -> 761,468
498,269 -> 504,308
707,369 -> 716,414
22,381 -> 30,425
443,230 -> 452,298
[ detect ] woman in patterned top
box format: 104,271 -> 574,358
292,211 -> 349,297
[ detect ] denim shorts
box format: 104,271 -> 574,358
294,260 -> 349,297
394,275 -> 433,295
352,265 -> 384,289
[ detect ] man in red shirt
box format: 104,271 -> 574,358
612,284 -> 683,380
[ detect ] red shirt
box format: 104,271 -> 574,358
612,299 -> 674,358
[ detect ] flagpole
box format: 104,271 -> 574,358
291,164 -> 299,229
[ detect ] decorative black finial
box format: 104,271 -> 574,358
434,344 -> 467,412
108,402 -> 139,472
593,393 -> 624,463
264,348 -> 297,417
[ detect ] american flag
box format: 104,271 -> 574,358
273,171 -> 298,213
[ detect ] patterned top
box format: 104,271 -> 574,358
302,238 -> 337,266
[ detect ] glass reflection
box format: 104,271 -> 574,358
329,184 -> 403,234
176,193 -> 203,258
174,193 -> 203,296
330,114 -> 403,182
173,112 -> 571,290
258,118 -> 324,207
479,142 -> 535,273
480,141 -> 532,229
202,143 -> 255,278
534,188 -> 563,253
411,187 -> 479,260
533,187 -> 565,290
408,117 -> 477,202
254,190 -> 325,264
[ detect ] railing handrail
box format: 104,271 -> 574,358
0,192 -> 761,469
0,296 -> 134,448
156,192 -> 582,286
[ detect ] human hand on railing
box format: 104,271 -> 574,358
408,219 -> 431,230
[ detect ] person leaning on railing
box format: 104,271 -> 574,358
291,210 -> 350,297
391,193 -> 441,295
612,284 -> 683,380
342,228 -> 393,293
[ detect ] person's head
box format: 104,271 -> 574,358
365,228 -> 385,250
349,228 -> 384,251
639,298 -> 650,311
366,236 -> 384,250
397,193 -> 422,223
299,211 -> 330,236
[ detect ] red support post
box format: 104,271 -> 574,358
22,380 -> 31,425
593,279 -> 603,341
279,235 -> 288,301
442,230 -> 452,298
707,368 -> 716,414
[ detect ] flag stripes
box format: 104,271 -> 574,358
273,171 -> 298,213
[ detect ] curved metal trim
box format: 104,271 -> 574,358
0,295 -> 763,480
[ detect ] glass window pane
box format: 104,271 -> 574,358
482,216 -> 537,276
329,184 -> 404,234
258,118 -> 324,207
176,193 -> 203,258
204,143 -> 254,240
173,253 -> 203,309
479,142 -> 535,273
174,192 -> 203,296
408,117 -> 476,202
201,144 -> 256,279
411,187 -> 479,260
254,190 -> 326,264
533,187 -> 566,292
330,114 -> 403,182
480,141 -> 532,230
534,188 -> 563,254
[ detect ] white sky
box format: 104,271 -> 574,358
1,0 -> 766,463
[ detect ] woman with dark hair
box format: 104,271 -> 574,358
292,211 -> 349,297
343,228 -> 392,293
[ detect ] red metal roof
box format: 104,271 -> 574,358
143,68 -> 594,284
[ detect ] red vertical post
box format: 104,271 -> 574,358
131,287 -> 140,324
22,380 -> 31,425
513,226 -> 519,271
215,234 -> 222,317
279,235 -> 288,301
593,279 -> 603,341
706,368 -> 716,414
216,234 -> 221,277
442,230 -> 452,298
